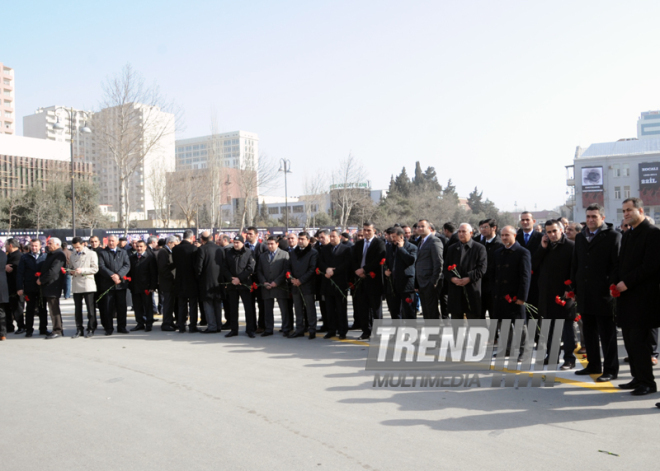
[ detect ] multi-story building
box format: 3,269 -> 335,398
23,106 -> 92,163
637,111 -> 660,139
0,134 -> 92,198
1,63 -> 15,135
175,131 -> 259,171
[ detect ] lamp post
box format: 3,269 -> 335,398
52,107 -> 91,237
278,159 -> 292,235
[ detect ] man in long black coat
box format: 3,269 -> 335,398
571,204 -> 621,382
98,235 -> 131,335
195,231 -> 225,333
385,227 -> 417,319
415,220 -> 444,320
352,222 -> 386,340
0,249 -> 9,341
128,240 -> 158,332
157,236 -> 177,331
475,219 -> 504,319
222,235 -> 256,338
17,239 -> 49,336
4,238 -> 25,334
445,224 -> 487,319
319,230 -> 352,339
532,220 -> 576,369
172,230 -> 199,333
38,238 -> 67,339
516,211 -> 543,307
289,232 -> 318,338
614,198 -> 660,396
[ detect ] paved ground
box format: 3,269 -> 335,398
2,298 -> 659,470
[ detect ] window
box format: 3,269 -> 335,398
268,207 -> 279,215
624,186 -> 631,198
292,205 -> 303,213
612,164 -> 620,177
614,186 -> 621,199
622,164 -> 630,177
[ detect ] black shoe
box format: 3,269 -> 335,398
189,328 -> 200,333
45,333 -> 60,339
39,330 -> 51,336
145,325 -> 152,332
130,325 -> 145,332
560,362 -> 575,371
261,331 -> 273,337
200,329 -> 218,334
105,330 -> 113,336
221,322 -> 230,329
199,320 -> 208,326
178,328 -> 186,333
225,331 -> 238,338
358,334 -> 371,340
161,325 -> 176,332
71,331 -> 83,339
288,332 -> 304,338
308,332 -> 316,339
338,334 -> 347,340
597,374 -> 617,382
85,331 -> 94,338
631,384 -> 657,396
323,333 -> 335,339
25,332 -> 33,338
117,328 -> 129,334
624,356 -> 629,363
575,368 -> 601,376
247,332 -> 256,338
619,380 -> 641,390
14,328 -> 26,335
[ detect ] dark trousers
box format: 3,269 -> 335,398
198,297 -> 207,325
133,291 -> 154,327
356,287 -> 382,336
177,295 -> 198,330
582,314 -> 619,375
160,291 -> 176,329
325,293 -> 348,336
546,318 -> 576,364
622,327 -> 656,388
439,280 -> 449,319
25,291 -> 48,334
390,292 -> 416,319
264,297 -> 289,334
350,292 -> 362,328
102,288 -> 127,333
74,292 -> 96,332
293,292 -> 317,333
228,289 -> 256,334
480,290 -> 492,320
4,296 -> 25,331
418,283 -> 440,319
46,297 -> 63,335
202,295 -> 223,332
318,295 -> 327,328
0,304 -> 5,337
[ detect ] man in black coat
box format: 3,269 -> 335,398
289,232 -> 318,338
319,230 -> 352,339
571,204 -> 621,382
4,238 -> 25,334
222,235 -> 256,338
157,236 -> 177,331
532,220 -> 576,370
439,222 -> 459,318
244,227 -> 267,332
516,211 -> 543,307
384,227 -> 417,319
475,219 -> 504,319
172,230 -> 199,333
314,230 -> 330,331
352,222 -> 386,340
445,224 -> 487,319
128,240 -> 158,332
97,235 -> 131,335
0,249 -> 9,341
37,238 -> 67,339
16,239 -> 49,336
195,231 -> 224,333
613,198 -> 660,396
415,219 -> 444,320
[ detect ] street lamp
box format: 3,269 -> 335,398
52,107 -> 92,237
278,159 -> 292,235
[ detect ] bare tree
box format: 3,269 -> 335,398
331,153 -> 370,228
236,152 -> 279,229
93,63 -> 182,233
147,164 -> 175,227
302,172 -> 327,227
170,169 -> 203,226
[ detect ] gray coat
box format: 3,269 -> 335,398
415,234 -> 444,289
257,249 -> 290,300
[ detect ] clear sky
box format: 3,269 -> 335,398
4,0 -> 660,211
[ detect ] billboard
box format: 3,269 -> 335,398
640,162 -> 660,205
581,166 -> 604,207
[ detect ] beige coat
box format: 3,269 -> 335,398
70,248 -> 99,294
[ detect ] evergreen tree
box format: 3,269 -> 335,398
423,166 -> 442,192
393,167 -> 412,197
413,161 -> 425,188
442,178 -> 459,202
467,186 -> 484,214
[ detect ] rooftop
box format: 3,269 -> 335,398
579,138 -> 660,159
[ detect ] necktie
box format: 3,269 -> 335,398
269,252 -> 275,262
524,233 -> 530,245
361,240 -> 370,267
588,232 -> 596,242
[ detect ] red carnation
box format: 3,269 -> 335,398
252,282 -> 258,290
405,297 -> 413,304
315,268 -> 321,275
349,282 -> 355,289
566,291 -> 575,299
35,272 -> 41,277
575,314 -> 582,322
286,271 -> 291,279
250,288 -> 254,293
369,272 -> 376,279
505,294 -> 512,303
24,295 -> 30,302
555,296 -> 562,305
380,258 -> 386,266
144,290 -> 150,295
513,296 -> 518,302
564,280 -> 572,286
123,276 -> 132,282
60,267 -> 66,274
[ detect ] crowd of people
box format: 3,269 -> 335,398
1,197 -> 658,397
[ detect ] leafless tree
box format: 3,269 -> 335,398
302,172 -> 328,227
93,63 -> 182,233
170,169 -> 203,226
331,153 -> 370,228
147,164 -> 175,227
236,152 -> 279,229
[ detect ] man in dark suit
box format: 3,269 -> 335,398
613,198 -> 660,396
319,230 -> 352,339
222,235 -> 257,338
475,219 -> 504,319
97,235 -> 131,335
128,240 -> 158,332
491,226 -> 532,359
314,230 -> 330,331
516,211 -> 543,307
532,219 -> 576,370
257,236 -> 290,336
245,226 -> 267,333
195,231 -> 224,333
4,238 -> 25,334
445,224 -> 487,319
385,227 -> 417,319
571,204 -> 621,382
37,237 -> 67,339
16,239 -> 49,337
289,232 -> 318,338
352,222 -> 386,340
414,219 -> 444,319
157,236 -> 177,331
0,248 -> 9,341
172,230 -> 199,333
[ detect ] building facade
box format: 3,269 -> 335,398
175,131 -> 259,171
637,111 -> 660,139
23,106 -> 92,163
1,63 -> 15,135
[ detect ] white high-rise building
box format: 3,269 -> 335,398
23,106 -> 93,163
1,62 -> 15,135
175,130 -> 258,171
637,111 -> 660,139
